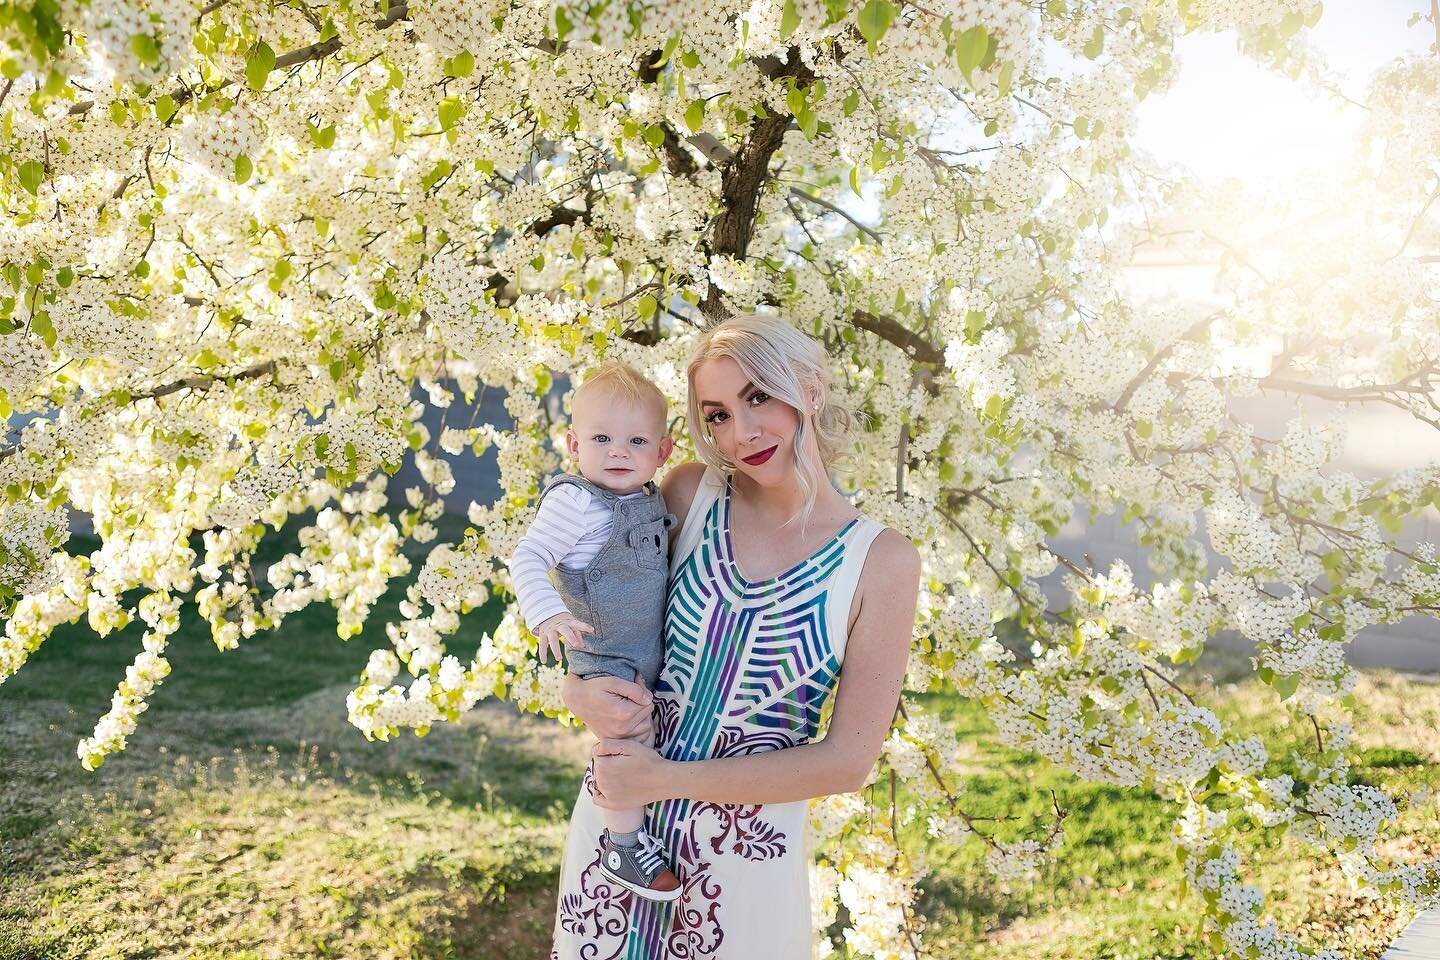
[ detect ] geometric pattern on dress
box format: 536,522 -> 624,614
595,475 -> 864,960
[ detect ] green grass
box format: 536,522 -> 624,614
2,518 -> 1438,958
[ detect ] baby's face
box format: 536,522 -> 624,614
565,393 -> 673,495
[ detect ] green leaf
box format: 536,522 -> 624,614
18,161 -> 45,195
309,122 -> 336,149
780,0 -> 801,40
653,33 -> 681,70
955,25 -> 988,81
30,311 -> 56,348
643,124 -> 665,149
130,33 -> 161,69
1073,115 -> 1090,138
438,96 -> 464,131
857,0 -> 896,46
420,159 -> 453,192
997,60 -> 1014,98
684,99 -> 705,134
1083,25 -> 1104,60
636,293 -> 658,321
232,153 -> 253,183
245,41 -> 276,92
849,165 -> 862,196
443,50 -> 475,78
786,84 -> 807,118
154,94 -> 178,124
842,89 -> 860,117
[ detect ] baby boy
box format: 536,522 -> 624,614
509,362 -> 681,902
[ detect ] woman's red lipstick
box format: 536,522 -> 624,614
742,445 -> 777,465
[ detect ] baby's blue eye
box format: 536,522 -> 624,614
630,437 -> 648,445
593,434 -> 609,443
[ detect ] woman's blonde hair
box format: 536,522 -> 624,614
685,314 -> 857,532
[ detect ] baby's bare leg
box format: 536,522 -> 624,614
597,719 -> 655,838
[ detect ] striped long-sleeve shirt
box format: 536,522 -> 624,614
508,481 -> 646,630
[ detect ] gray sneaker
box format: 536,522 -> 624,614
599,830 -> 682,902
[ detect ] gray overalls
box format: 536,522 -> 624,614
538,473 -> 676,687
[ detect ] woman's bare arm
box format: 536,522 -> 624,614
590,529 -> 921,808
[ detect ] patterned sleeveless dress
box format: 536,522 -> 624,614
551,467 -> 887,960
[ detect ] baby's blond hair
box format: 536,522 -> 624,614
572,362 -> 668,429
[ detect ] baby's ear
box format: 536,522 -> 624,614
658,436 -> 675,462
564,428 -> 580,458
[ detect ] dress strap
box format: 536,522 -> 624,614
826,517 -> 889,663
669,466 -> 727,577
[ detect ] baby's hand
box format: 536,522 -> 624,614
534,612 -> 595,665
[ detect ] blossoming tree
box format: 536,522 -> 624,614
3,0 -> 1439,955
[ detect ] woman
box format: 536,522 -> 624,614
551,314 -> 922,959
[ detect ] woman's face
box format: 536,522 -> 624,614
693,356 -> 813,485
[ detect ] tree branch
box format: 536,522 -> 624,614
700,54 -> 815,318
1394,178 -> 1440,259
69,3 -> 411,116
1113,314 -> 1213,411
851,310 -> 944,364
789,188 -> 883,243
133,361 -> 278,401
1259,372 -> 1434,402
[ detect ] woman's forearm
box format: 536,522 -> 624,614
660,739 -> 868,805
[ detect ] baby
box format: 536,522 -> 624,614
509,362 -> 681,902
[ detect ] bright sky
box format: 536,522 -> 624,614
1133,0 -> 1432,184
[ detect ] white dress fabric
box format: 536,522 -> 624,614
551,467 -> 886,960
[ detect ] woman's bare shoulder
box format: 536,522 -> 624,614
859,526 -> 922,587
660,462 -> 709,539
845,525 -> 922,645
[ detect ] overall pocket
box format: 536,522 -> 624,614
628,515 -> 672,571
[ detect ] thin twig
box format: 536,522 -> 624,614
789,188 -> 884,243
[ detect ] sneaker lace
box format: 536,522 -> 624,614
635,834 -> 668,877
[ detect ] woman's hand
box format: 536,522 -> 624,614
561,671 -> 652,740
591,738 -> 669,809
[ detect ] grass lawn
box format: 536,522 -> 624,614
2,519 -> 1437,958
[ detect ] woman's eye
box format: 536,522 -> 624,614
705,411 -> 729,425
750,391 -> 769,405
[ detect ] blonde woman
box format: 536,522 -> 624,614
551,315 -> 922,959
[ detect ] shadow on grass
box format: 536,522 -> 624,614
0,514 -> 593,959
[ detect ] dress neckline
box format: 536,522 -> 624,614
719,475 -> 860,587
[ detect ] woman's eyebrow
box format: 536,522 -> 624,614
700,381 -> 757,408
